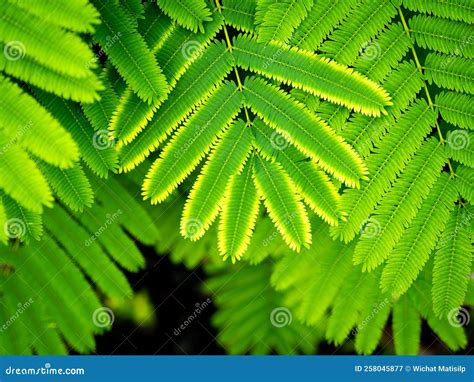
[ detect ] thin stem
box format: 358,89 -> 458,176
398,7 -> 455,176
215,0 -> 252,126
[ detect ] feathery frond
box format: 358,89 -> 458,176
381,173 -> 458,297
432,207 -> 473,317
252,155 -> 311,252
234,35 -> 392,116
157,0 -> 212,33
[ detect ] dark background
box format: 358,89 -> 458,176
94,246 -> 473,356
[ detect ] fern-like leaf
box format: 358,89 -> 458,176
37,161 -> 94,212
244,76 -> 367,187
180,119 -> 253,240
424,53 -> 474,94
393,294 -> 421,355
143,82 -> 243,203
255,0 -> 312,44
445,130 -> 474,167
0,132 -> 52,213
291,0 -> 359,51
333,100 -> 436,242
409,15 -> 473,58
157,0 -> 212,33
381,173 -> 458,297
432,207 -> 473,317
92,0 -> 168,103
252,155 -> 311,252
253,119 -> 340,225
435,91 -> 473,130
8,0 -> 101,33
118,42 -> 234,170
218,155 -> 260,262
402,0 -> 474,23
234,35 -> 392,116
354,138 -> 447,270
0,76 -> 79,168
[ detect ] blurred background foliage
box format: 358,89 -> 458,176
0,0 -> 472,356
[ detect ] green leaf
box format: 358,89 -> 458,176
218,155 -> 260,262
393,294 -> 421,355
252,155 -> 311,252
435,91 -> 473,130
234,35 -> 392,116
181,119 -> 253,240
409,15 -> 474,58
0,132 -> 52,213
354,139 -> 447,271
402,0 -> 474,23
118,42 -> 234,170
92,0 -> 168,103
143,82 -> 243,203
38,161 -> 94,212
381,173 -> 458,297
157,0 -> 212,33
424,53 -> 474,94
244,76 -> 367,187
0,76 -> 79,168
432,207 -> 473,317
